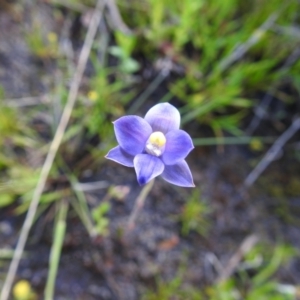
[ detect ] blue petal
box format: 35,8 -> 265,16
133,154 -> 164,185
144,103 -> 180,134
162,130 -> 194,165
105,146 -> 134,167
113,116 -> 152,156
161,160 -> 195,187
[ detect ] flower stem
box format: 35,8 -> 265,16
127,179 -> 155,230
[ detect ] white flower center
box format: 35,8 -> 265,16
145,131 -> 166,157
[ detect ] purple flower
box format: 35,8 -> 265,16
105,103 -> 195,187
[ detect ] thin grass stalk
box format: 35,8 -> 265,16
69,175 -> 96,237
192,136 -> 276,146
44,200 -> 69,300
60,158 -> 96,237
128,71 -> 166,114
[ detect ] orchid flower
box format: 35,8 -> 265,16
105,103 -> 195,187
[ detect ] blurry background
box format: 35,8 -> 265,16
0,0 -> 300,299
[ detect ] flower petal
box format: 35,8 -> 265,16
144,103 -> 180,134
161,160 -> 195,187
162,130 -> 194,165
105,146 -> 134,167
134,154 -> 164,185
114,116 -> 152,156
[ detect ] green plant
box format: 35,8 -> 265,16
207,244 -> 296,300
118,0 -> 299,133
110,31 -> 140,73
92,202 -> 111,236
25,25 -> 59,59
142,243 -> 296,300
179,189 -> 210,236
83,57 -> 134,141
143,271 -> 204,300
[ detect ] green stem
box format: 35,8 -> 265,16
127,179 -> 155,230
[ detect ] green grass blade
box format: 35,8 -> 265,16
44,201 -> 69,300
68,174 -> 96,237
192,136 -> 276,146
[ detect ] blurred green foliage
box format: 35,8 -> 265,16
143,243 -> 296,300
25,25 -> 59,59
117,0 -> 299,135
92,202 -> 111,235
179,189 -> 210,236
